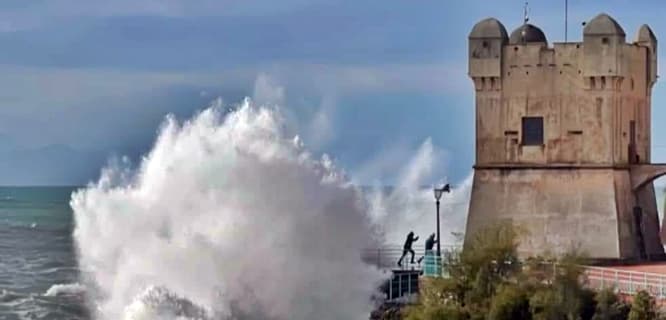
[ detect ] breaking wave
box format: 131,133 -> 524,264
44,283 -> 86,297
71,98 -> 385,319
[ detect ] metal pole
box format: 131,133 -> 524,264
565,0 -> 568,42
408,272 -> 411,295
436,200 -> 441,258
389,275 -> 393,300
398,273 -> 402,298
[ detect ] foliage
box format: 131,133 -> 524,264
400,222 -> 662,320
592,288 -> 630,320
403,303 -> 468,320
628,290 -> 657,320
529,288 -> 562,320
488,284 -> 531,320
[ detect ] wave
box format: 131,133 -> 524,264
44,283 -> 86,297
122,286 -> 210,320
72,98 -> 385,320
0,289 -> 23,303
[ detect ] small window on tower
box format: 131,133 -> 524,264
522,117 -> 544,146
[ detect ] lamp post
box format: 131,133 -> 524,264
433,184 -> 451,258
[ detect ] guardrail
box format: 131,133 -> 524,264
365,246 -> 666,302
585,266 -> 666,299
381,271 -> 420,301
361,245 -> 458,271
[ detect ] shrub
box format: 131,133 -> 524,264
628,290 -> 657,320
488,284 -> 531,320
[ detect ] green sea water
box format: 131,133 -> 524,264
0,186 -> 88,319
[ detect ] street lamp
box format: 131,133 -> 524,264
433,183 -> 451,258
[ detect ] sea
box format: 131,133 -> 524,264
0,186 -> 89,320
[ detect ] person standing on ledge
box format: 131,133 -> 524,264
397,231 -> 419,267
418,233 -> 437,264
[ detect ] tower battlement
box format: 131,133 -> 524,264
469,14 -> 657,166
464,13 -> 665,261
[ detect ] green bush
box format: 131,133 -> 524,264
403,304 -> 468,320
402,222 -> 663,320
488,284 -> 531,320
592,288 -> 629,320
529,288 -> 562,320
628,290 -> 657,320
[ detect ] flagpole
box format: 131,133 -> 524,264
524,1 -> 529,24
565,0 -> 568,42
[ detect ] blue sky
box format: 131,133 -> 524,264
1,0 -> 666,185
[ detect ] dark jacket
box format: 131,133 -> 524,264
425,236 -> 437,251
403,232 -> 419,249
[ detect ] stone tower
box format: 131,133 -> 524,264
465,13 -> 666,261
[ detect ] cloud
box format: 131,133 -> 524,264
265,62 -> 470,97
0,0 -> 333,33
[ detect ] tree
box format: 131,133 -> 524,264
403,303 -> 468,320
529,288 -> 563,320
402,222 -> 633,320
488,284 -> 531,320
592,288 -> 629,320
628,290 -> 657,320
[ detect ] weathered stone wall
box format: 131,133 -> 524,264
466,168 -> 662,259
466,168 -> 619,258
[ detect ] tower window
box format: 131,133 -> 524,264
522,117 -> 544,146
602,37 -> 609,44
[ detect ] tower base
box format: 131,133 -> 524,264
464,166 -> 664,261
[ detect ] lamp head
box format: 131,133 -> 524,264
434,189 -> 442,200
434,183 -> 451,200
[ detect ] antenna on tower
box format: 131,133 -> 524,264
524,1 -> 530,24
520,1 -> 530,43
565,0 -> 569,42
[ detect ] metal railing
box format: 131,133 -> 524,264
381,271 -> 421,301
584,266 -> 666,299
361,245 -> 457,272
365,246 -> 666,301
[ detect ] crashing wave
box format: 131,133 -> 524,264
72,98 -> 384,320
44,282 -> 86,297
122,286 -> 209,320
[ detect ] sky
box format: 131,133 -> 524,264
2,0 -> 666,186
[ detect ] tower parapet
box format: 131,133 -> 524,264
468,18 -> 507,93
583,14 -> 626,78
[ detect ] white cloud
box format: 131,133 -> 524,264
0,0 -> 332,31
264,62 -> 471,97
